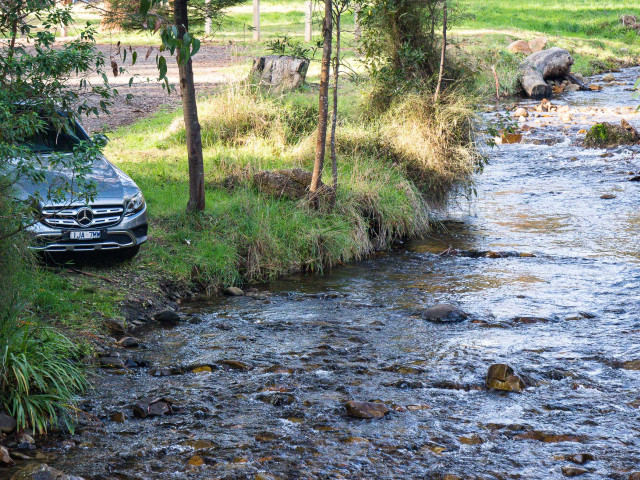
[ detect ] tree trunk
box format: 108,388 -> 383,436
175,0 -> 205,212
519,47 -> 574,100
353,4 -> 361,42
433,0 -> 446,102
329,12 -> 340,205
309,0 -> 332,205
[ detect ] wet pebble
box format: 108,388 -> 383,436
257,393 -> 296,407
561,466 -> 589,477
219,359 -> 252,371
110,411 -> 127,423
565,453 -> 595,464
345,401 -> 389,419
116,336 -> 139,348
132,397 -> 174,419
98,356 -> 125,369
486,364 -> 525,393
224,287 -> 244,296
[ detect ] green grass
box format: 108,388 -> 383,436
101,82 -> 447,293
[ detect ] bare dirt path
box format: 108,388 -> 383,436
78,42 -> 251,133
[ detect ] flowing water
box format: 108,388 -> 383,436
6,70 -> 640,480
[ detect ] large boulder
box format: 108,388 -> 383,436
250,55 -> 309,90
584,120 -> 639,148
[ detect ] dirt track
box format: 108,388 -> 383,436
78,42 -> 250,133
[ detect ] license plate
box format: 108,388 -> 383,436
70,231 -> 101,240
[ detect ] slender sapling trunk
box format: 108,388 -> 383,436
174,0 -> 205,212
309,0 -> 333,205
434,0 -> 447,102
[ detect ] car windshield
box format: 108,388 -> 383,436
23,121 -> 87,154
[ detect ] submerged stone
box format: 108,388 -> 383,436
224,287 -> 244,296
132,397 -> 173,419
561,466 -> 589,477
154,310 -> 181,325
565,453 -> 594,465
422,304 -> 468,323
345,401 -> 389,419
486,364 -> 525,393
257,392 -> 296,406
10,463 -> 85,480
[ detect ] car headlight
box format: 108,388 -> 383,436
125,191 -> 145,215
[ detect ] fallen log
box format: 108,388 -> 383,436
519,47 -> 574,99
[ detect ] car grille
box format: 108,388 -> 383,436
41,205 -> 124,229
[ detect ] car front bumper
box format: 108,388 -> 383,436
28,208 -> 148,253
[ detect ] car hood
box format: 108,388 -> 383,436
14,154 -> 140,206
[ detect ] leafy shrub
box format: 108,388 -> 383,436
0,318 -> 87,434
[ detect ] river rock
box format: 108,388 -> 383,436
602,73 -> 615,82
116,336 -> 139,348
10,463 -> 86,480
132,397 -> 173,419
345,401 -> 389,419
565,453 -> 594,464
508,40 -> 532,54
98,356 -> 125,369
110,411 -> 127,423
422,304 -> 468,323
584,120 -> 639,148
629,473 -> 640,480
514,430 -> 585,443
486,364 -> 525,393
154,309 -> 181,325
250,55 -> 309,90
1,446 -> 13,466
561,466 -> 589,477
513,107 -> 529,117
0,412 -> 16,433
220,359 -> 252,371
104,318 -> 126,334
257,392 -> 296,406
224,287 -> 244,296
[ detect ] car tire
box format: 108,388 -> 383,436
112,245 -> 140,261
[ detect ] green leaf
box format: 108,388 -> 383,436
140,0 -> 151,16
132,51 -> 138,65
158,55 -> 167,79
191,38 -> 201,57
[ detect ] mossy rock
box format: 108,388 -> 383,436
584,121 -> 639,148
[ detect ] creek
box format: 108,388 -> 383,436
7,68 -> 640,480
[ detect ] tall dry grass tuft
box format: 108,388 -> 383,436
380,91 -> 481,206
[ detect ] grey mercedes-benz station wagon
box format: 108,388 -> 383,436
17,118 -> 148,259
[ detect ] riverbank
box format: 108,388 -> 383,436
16,81 -> 478,338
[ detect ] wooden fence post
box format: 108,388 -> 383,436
253,0 -> 260,42
305,1 -> 313,42
205,0 -> 212,35
354,3 -> 361,41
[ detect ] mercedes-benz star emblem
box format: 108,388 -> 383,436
76,207 -> 94,227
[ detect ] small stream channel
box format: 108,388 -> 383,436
6,69 -> 640,480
